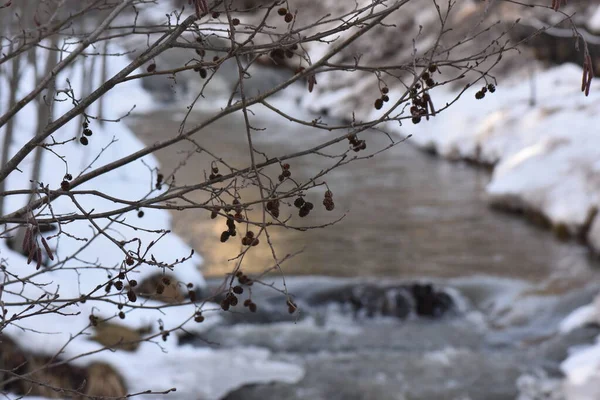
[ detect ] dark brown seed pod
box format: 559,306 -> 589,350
119,311 -> 125,319
156,283 -> 165,295
234,213 -> 243,223
282,170 -> 291,178
226,218 -> 236,230
64,173 -> 73,181
426,78 -> 435,87
114,281 -> 124,291
284,13 -> 293,23
162,277 -> 171,286
22,227 -> 32,254
251,238 -> 259,246
82,122 -> 89,129
83,128 -> 93,136
80,136 -> 88,146
232,18 -> 240,26
325,202 -> 335,211
35,248 -> 42,270
127,289 -> 137,303
243,299 -> 252,307
233,286 -> 244,294
245,231 -> 254,239
277,7 -> 287,15
299,207 -> 309,218
211,210 -> 218,219
189,290 -> 197,302
242,237 -> 249,246
325,190 -> 333,198
137,210 -> 144,218
147,63 -> 156,73
42,237 -> 54,261
126,257 -> 134,266
119,272 -> 126,280
285,50 -> 294,58
129,279 -> 138,287
381,87 -> 389,94
294,197 -> 305,208
220,231 -> 231,243
199,68 -> 207,79
195,315 -> 205,323
382,95 -> 389,102
282,163 -> 290,170
249,302 -> 257,312
305,202 -> 314,210
211,11 -> 219,18
374,98 -> 383,110
229,296 -> 238,306
412,116 -> 421,124
220,299 -> 230,311
271,208 -> 280,218
270,49 -> 285,59
487,84 -> 496,93
428,64 -> 438,73
26,244 -> 36,265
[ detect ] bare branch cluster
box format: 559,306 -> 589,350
0,0 -> 592,397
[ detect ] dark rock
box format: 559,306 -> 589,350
307,282 -> 455,319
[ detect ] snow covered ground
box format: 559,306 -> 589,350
0,38 -> 303,400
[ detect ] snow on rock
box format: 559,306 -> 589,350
588,6 -> 600,33
560,294 -> 600,399
0,39 -> 303,399
404,64 -> 600,239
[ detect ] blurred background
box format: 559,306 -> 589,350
123,1 -> 600,399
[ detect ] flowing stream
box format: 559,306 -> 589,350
128,94 -> 600,400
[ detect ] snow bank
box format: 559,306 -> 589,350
0,36 -> 302,400
559,294 -> 600,400
399,64 -> 600,240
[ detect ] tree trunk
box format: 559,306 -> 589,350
29,35 -> 60,203
0,43 -> 22,218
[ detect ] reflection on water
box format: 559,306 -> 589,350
128,99 -> 597,284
